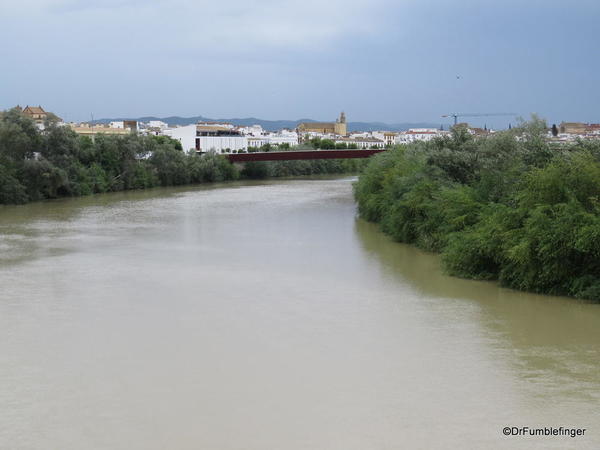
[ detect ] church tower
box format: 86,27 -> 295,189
335,111 -> 347,135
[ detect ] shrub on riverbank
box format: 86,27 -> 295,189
354,119 -> 600,301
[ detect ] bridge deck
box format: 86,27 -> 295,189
226,149 -> 385,162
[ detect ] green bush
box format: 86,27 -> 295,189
354,119 -> 600,302
0,164 -> 27,203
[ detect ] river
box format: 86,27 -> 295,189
1,177 -> 599,449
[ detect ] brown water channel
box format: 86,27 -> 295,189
1,177 -> 599,449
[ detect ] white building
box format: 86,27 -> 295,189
349,132 -> 370,139
371,131 -> 397,146
110,121 -> 124,129
395,128 -> 447,144
148,120 -> 168,130
267,129 -> 299,147
335,137 -> 385,149
238,125 -> 265,136
300,131 -> 339,141
164,123 -> 247,153
247,136 -> 269,148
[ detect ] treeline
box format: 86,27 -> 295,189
0,109 -> 238,203
240,159 -> 369,179
354,118 -> 600,301
0,108 -> 367,205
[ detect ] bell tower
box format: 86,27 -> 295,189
335,112 -> 347,135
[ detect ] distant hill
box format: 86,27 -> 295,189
93,115 -> 448,132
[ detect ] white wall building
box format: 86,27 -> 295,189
148,120 -> 168,130
349,132 -> 370,139
395,128 -> 447,144
300,131 -> 339,141
238,125 -> 265,136
267,129 -> 299,146
371,131 -> 397,146
247,136 -> 269,148
164,123 -> 248,153
335,137 -> 385,149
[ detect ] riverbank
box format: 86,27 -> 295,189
0,154 -> 367,206
354,119 -> 600,302
0,109 -> 367,205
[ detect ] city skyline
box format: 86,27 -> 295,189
1,0 -> 599,127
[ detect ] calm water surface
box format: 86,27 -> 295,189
1,177 -> 599,449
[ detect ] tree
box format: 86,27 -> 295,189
0,164 -> 27,203
150,134 -> 183,151
41,124 -> 81,167
0,108 -> 42,163
551,124 -> 559,137
320,139 -> 336,149
241,161 -> 270,179
310,138 -> 322,149
149,146 -> 190,186
21,159 -> 70,200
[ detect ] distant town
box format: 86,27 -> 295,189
11,105 -> 600,154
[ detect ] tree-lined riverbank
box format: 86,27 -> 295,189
354,119 -> 600,301
0,108 -> 366,204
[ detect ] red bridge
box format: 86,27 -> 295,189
226,149 -> 385,162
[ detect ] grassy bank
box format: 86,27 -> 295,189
354,119 -> 600,302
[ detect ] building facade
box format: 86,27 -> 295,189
335,137 -> 385,149
165,123 -> 247,153
371,131 -> 397,146
21,105 -> 62,130
297,112 -> 347,136
267,130 -> 299,146
22,105 -> 48,123
68,123 -> 132,137
559,122 -> 600,134
395,128 -> 448,144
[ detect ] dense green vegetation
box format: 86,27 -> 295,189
354,119 -> 600,301
0,108 -> 367,205
240,159 -> 368,179
0,108 -> 239,203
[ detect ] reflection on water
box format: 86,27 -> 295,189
355,220 -> 600,404
1,177 -> 599,449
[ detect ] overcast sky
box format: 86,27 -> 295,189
1,0 -> 598,126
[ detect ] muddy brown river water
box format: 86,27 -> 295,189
1,177 -> 599,449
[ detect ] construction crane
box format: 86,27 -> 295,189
442,112 -> 517,126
